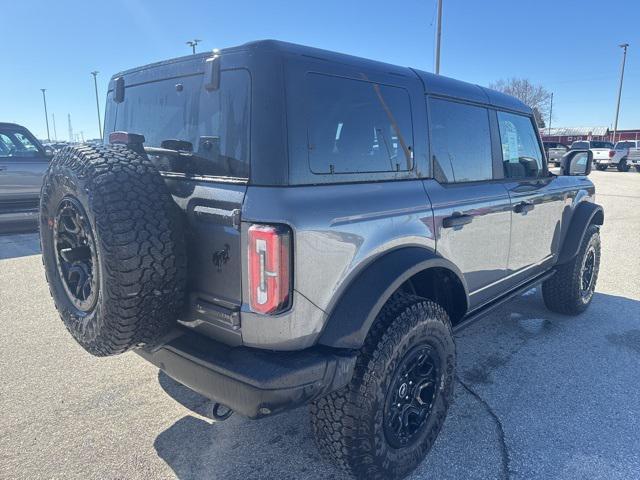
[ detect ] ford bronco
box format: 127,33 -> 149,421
40,40 -> 603,480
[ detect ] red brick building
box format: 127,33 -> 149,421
541,127 -> 640,145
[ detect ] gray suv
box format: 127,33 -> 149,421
39,40 -> 603,480
0,123 -> 50,230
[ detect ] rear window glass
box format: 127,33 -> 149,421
306,73 -> 413,174
429,98 -> 493,183
571,141 -> 589,149
615,141 -> 636,149
590,141 -> 613,149
112,69 -> 250,179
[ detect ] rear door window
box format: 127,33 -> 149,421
114,69 -> 251,179
307,73 -> 413,174
428,98 -> 493,183
497,111 -> 543,178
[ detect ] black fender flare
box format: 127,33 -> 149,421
317,247 -> 468,349
557,202 -> 604,264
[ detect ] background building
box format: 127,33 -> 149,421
541,127 -> 640,145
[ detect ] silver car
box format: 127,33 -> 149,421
0,123 -> 50,231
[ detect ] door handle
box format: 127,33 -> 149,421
514,201 -> 535,214
442,213 -> 473,228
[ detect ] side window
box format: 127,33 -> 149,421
307,73 -> 413,174
497,111 -> 543,178
0,130 -> 41,158
429,98 -> 493,183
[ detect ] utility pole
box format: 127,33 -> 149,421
548,92 -> 553,136
68,113 -> 73,143
186,39 -> 201,54
91,71 -> 103,141
612,43 -> 629,144
40,89 -> 50,141
434,0 -> 443,74
52,113 -> 57,141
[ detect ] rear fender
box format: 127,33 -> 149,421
317,247 -> 468,349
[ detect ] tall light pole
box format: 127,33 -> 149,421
91,71 -> 103,141
186,39 -> 201,54
548,92 -> 553,136
52,113 -> 57,141
434,0 -> 443,74
40,89 -> 50,141
612,43 -> 629,144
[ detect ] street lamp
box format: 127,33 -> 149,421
186,39 -> 201,54
40,88 -> 50,141
612,43 -> 629,144
434,0 -> 443,74
91,71 -> 103,141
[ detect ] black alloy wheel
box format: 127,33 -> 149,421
384,345 -> 440,448
53,196 -> 100,313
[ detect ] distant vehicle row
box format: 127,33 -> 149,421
543,140 -> 640,172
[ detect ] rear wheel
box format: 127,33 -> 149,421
310,294 -> 455,480
617,158 -> 630,172
635,166 -> 640,173
596,164 -> 608,171
542,224 -> 600,315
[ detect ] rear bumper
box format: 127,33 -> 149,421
136,330 -> 356,419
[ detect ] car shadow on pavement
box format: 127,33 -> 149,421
154,289 -> 640,480
0,232 -> 41,260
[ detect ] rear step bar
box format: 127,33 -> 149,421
453,270 -> 555,334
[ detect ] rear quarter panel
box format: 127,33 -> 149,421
240,180 -> 435,349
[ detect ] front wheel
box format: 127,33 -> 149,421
310,294 -> 455,480
635,165 -> 640,173
617,158 -> 630,172
542,224 -> 601,315
596,164 -> 608,171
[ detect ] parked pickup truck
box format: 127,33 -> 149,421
39,40 -> 604,480
0,122 -> 51,231
609,140 -> 640,172
543,141 -> 569,166
571,140 -> 615,171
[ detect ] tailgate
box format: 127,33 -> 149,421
591,149 -> 610,159
165,179 -> 247,344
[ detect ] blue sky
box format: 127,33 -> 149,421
2,0 -> 638,140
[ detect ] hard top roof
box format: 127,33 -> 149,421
111,39 -> 530,114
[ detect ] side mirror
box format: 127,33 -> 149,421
560,149 -> 592,176
44,146 -> 55,158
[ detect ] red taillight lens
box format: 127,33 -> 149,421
609,150 -> 615,158
248,224 -> 291,314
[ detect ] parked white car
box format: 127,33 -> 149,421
571,141 -> 615,171
604,140 -> 640,172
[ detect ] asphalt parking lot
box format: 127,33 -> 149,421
1,170 -> 639,480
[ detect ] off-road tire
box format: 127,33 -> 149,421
617,158 -> 629,172
310,294 -> 455,480
542,224 -> 600,315
40,144 -> 187,356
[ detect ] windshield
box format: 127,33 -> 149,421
111,69 -> 251,179
615,141 -> 635,150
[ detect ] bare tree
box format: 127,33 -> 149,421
489,78 -> 551,128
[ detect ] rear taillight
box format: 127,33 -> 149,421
609,150 -> 615,158
248,224 -> 291,314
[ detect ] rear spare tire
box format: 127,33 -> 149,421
40,144 -> 186,356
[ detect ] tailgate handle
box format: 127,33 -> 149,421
442,213 -> 473,228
